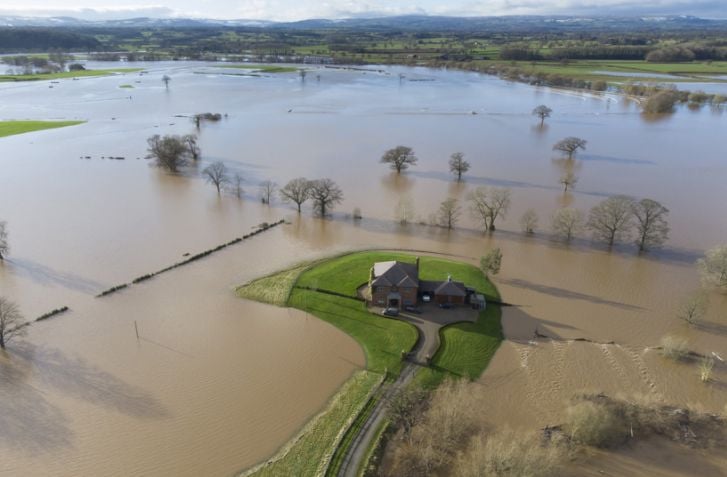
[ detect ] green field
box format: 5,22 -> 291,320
0,68 -> 143,82
0,120 -> 85,138
218,64 -> 299,73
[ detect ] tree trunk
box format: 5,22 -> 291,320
540,117 -> 544,127
0,334 -> 4,349
457,171 -> 462,181
297,202 -> 302,213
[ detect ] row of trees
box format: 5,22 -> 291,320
529,196 -> 670,252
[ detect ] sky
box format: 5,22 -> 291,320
0,0 -> 725,22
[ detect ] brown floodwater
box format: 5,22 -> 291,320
1,62 -> 726,475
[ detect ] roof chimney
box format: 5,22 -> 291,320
447,274 -> 452,282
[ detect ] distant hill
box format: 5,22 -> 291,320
1,14 -> 726,32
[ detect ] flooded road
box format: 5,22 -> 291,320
1,62 -> 726,475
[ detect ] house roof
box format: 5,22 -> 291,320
434,280 -> 467,297
372,261 -> 419,288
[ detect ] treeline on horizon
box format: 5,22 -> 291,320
2,22 -> 727,63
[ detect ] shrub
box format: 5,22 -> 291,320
591,80 -> 608,91
456,429 -> 565,477
564,400 -> 627,447
660,335 -> 690,360
699,357 -> 715,383
643,90 -> 680,114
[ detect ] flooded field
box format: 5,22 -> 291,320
1,62 -> 726,475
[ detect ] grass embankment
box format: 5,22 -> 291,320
0,120 -> 85,138
219,64 -> 299,73
241,371 -> 381,477
0,68 -> 143,82
237,251 -> 503,476
472,59 -> 727,84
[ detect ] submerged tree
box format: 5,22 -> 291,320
381,146 -> 418,174
437,198 -> 461,229
230,173 -> 244,199
532,104 -> 552,127
146,134 -> 192,173
632,199 -> 670,252
677,291 -> 708,326
0,297 -> 26,349
183,134 -> 200,160
553,137 -> 587,159
697,245 -> 727,291
468,186 -> 511,232
309,178 -> 343,216
0,221 -> 8,260
559,170 -> 578,192
520,209 -> 539,234
259,180 -> 277,205
279,177 -> 312,213
202,161 -> 229,195
480,248 -> 502,277
395,196 -> 416,225
162,74 -> 171,89
586,195 -> 635,247
449,152 -> 470,181
551,208 -> 584,242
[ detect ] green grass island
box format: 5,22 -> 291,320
236,250 -> 503,477
0,120 -> 86,138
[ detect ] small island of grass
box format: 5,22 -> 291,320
0,120 -> 86,138
236,250 -> 503,476
218,64 -> 299,74
0,68 -> 144,82
119,84 -> 134,89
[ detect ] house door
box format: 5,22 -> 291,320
387,292 -> 401,309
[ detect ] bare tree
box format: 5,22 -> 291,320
480,248 -> 502,277
0,297 -> 26,349
279,177 -> 311,213
0,221 -> 8,260
202,161 -> 229,195
586,195 -> 635,247
309,178 -> 343,216
677,291 -> 708,326
560,170 -> 578,192
299,69 -> 307,81
697,245 -> 727,290
381,146 -> 418,174
437,198 -> 461,229
520,209 -> 539,234
468,186 -> 511,231
395,196 -> 416,225
449,152 -> 470,181
183,134 -> 200,160
146,134 -> 192,173
632,199 -> 670,252
532,105 -> 552,127
553,137 -> 587,159
551,208 -> 584,242
162,74 -> 171,89
230,173 -> 244,199
259,180 -> 277,205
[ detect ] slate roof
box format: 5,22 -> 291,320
434,280 -> 467,297
371,261 -> 419,288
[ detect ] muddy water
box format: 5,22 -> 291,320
1,63 -> 726,474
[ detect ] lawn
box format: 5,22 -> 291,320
237,263 -> 310,306
0,68 -> 143,82
243,371 -> 381,477
416,305 -> 503,388
218,64 -> 299,73
0,120 -> 85,138
295,251 -> 497,300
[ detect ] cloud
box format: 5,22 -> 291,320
0,6 -> 176,20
